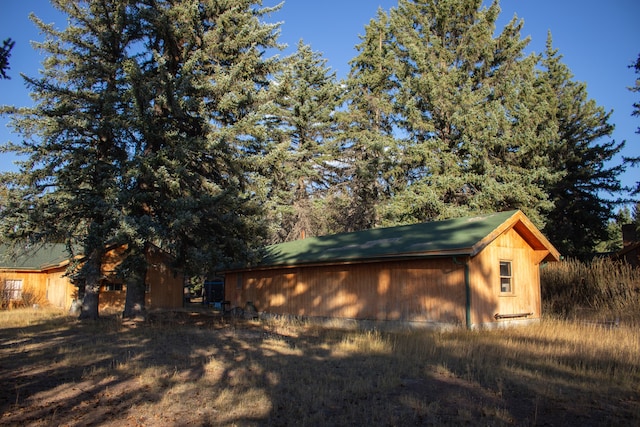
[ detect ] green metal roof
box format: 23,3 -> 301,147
260,210 -> 521,268
0,244 -> 72,271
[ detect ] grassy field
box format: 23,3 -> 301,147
0,307 -> 639,426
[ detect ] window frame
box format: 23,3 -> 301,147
499,260 -> 513,294
102,280 -> 123,292
3,279 -> 24,300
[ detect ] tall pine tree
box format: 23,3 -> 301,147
380,0 -> 556,226
0,0 -> 136,320
1,0 -> 282,319
118,0 -> 282,317
256,41 -> 342,242
540,34 -> 625,258
625,53 -> 640,195
335,10 -> 398,231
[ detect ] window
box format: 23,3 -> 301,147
103,281 -> 123,292
3,279 -> 23,300
499,261 -> 512,293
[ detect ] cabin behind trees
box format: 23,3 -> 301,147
221,210 -> 561,328
0,244 -> 184,311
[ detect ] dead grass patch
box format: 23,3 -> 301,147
1,308 -> 638,426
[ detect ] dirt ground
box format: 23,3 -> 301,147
1,309 -> 638,426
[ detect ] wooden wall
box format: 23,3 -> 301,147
226,258 -> 467,324
145,246 -> 183,309
469,228 -> 543,325
0,270 -> 48,307
45,268 -> 77,309
1,245 -> 183,311
0,267 -> 77,309
99,246 -> 183,310
226,226 -> 550,327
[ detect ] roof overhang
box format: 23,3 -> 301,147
218,210 -> 561,275
470,210 -> 560,262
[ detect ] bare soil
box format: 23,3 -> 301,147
1,309 -> 638,426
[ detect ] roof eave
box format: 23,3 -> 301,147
218,248 -> 475,274
469,210 -> 560,261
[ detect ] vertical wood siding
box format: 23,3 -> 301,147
45,268 -> 77,308
1,245 -> 183,311
469,228 -> 543,325
0,271 -> 48,305
226,258 -> 467,324
226,225 -> 551,326
99,246 -> 184,310
145,247 -> 183,309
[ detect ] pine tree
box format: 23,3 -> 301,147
118,0 -> 282,316
540,34 -> 625,258
1,0 -> 283,319
382,0 -> 556,225
336,10 -> 398,231
0,0 -> 136,320
256,41 -> 342,242
595,206 -> 633,253
625,53 -> 640,195
0,38 -> 15,79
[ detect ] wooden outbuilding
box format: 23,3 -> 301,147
615,224 -> 640,268
221,210 -> 560,328
0,243 -> 184,311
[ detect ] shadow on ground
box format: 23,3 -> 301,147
0,310 -> 638,426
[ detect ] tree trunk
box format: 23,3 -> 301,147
122,247 -> 148,319
78,250 -> 102,320
78,282 -> 100,320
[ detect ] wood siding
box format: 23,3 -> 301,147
225,224 -> 552,327
1,270 -> 48,306
45,268 -> 77,308
145,247 -> 184,309
1,245 -> 183,311
99,246 -> 183,310
469,228 -> 542,325
226,258 -> 467,324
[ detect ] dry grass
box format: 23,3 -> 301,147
1,308 -> 639,426
541,257 -> 640,320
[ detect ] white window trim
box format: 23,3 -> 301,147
499,260 -> 513,294
3,279 -> 24,300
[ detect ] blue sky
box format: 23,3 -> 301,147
1,0 -> 638,194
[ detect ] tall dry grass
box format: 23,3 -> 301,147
541,257 -> 640,321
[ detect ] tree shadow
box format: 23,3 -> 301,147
1,311 -> 637,426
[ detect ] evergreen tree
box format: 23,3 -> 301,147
625,53 -> 640,195
595,206 -> 633,253
540,34 -> 625,258
257,41 -> 342,242
0,38 -> 15,79
1,0 -> 282,319
118,0 -> 282,317
336,10 -> 398,231
0,0 -> 135,320
383,0 -> 556,226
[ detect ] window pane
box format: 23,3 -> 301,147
103,282 -> 123,292
3,279 -> 23,300
501,277 -> 511,293
500,261 -> 511,277
500,261 -> 512,293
